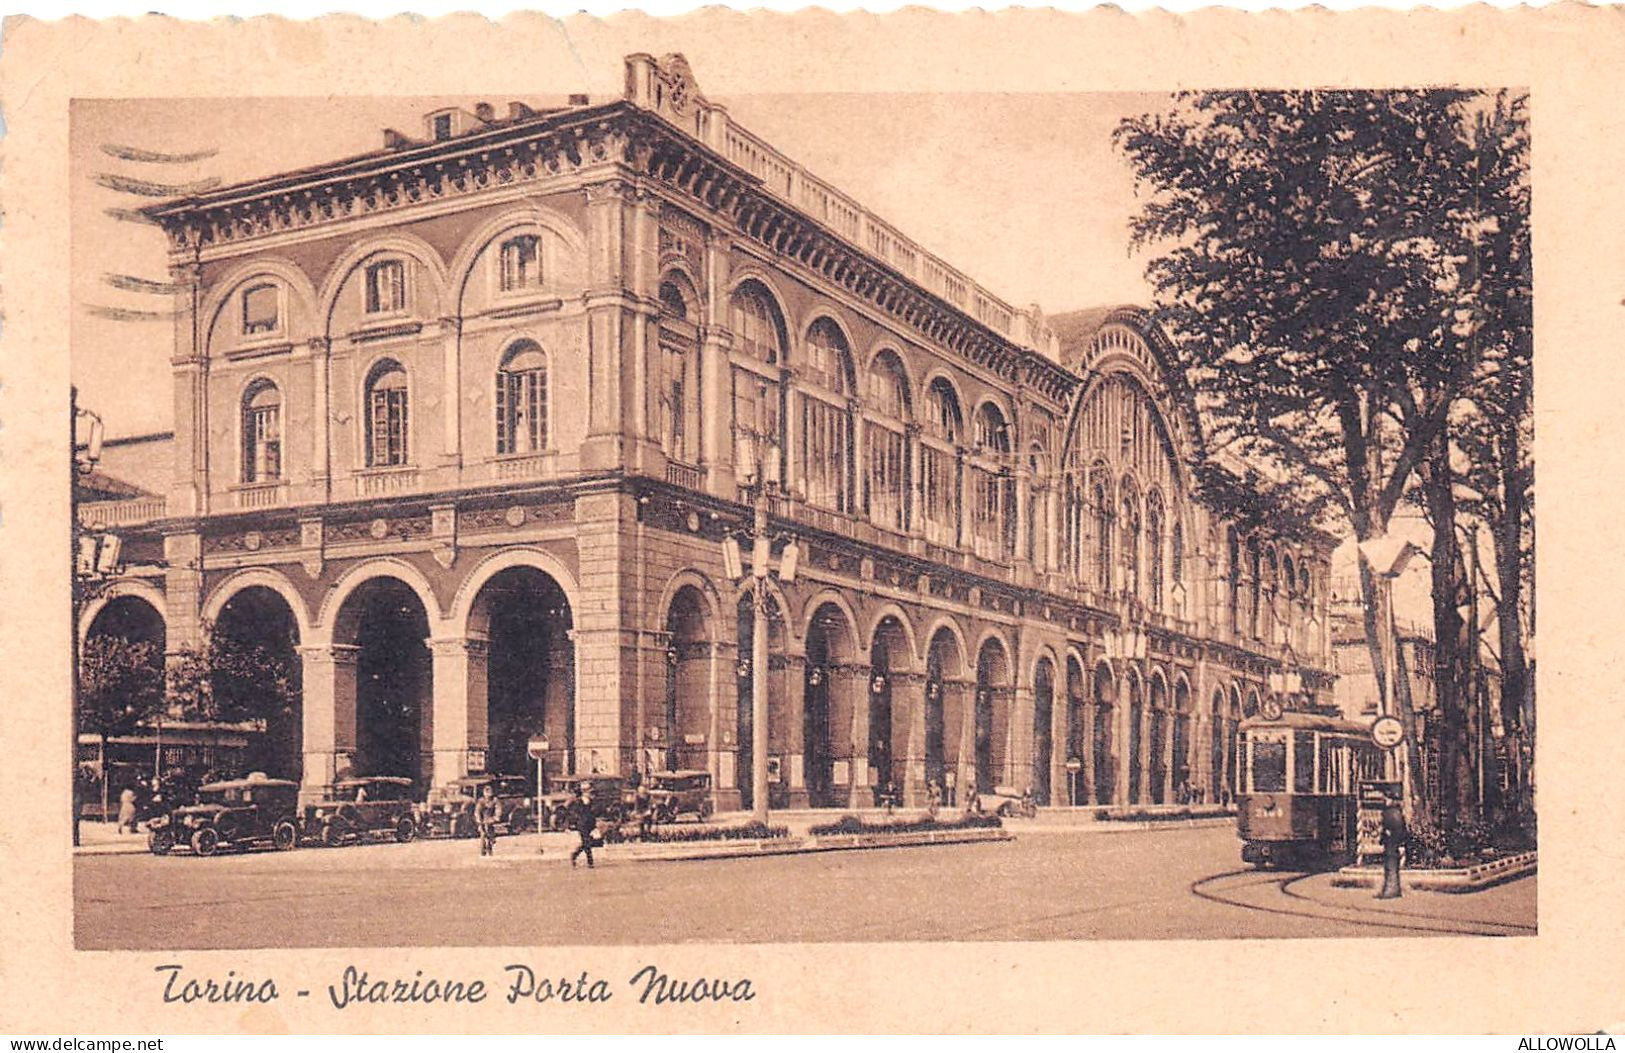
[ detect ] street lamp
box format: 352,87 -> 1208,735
70,387 -> 106,847
725,379 -> 795,825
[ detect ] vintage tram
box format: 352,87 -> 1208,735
1235,711 -> 1386,868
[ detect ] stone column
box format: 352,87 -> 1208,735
427,635 -> 488,790
581,180 -> 633,471
1115,668 -> 1133,806
168,260 -> 207,516
1006,684 -> 1030,789
955,448 -> 969,550
892,671 -> 928,805
781,652 -> 807,807
905,424 -> 923,537
299,644 -> 358,804
1014,466 -> 1032,564
306,336 -> 332,502
161,532 -> 204,652
849,400 -> 865,518
1079,695 -> 1097,807
848,662 -> 872,808
438,317 -> 463,467
571,490 -> 628,775
700,229 -> 735,496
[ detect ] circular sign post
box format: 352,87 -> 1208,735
1370,716 -> 1405,750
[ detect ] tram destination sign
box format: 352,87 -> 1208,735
1370,716 -> 1405,750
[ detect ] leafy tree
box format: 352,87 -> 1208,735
1116,90 -> 1529,829
165,620 -> 301,779
78,634 -> 165,813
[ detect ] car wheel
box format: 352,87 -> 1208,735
394,817 -> 416,843
453,813 -> 475,839
508,810 -> 531,835
190,827 -> 220,857
147,829 -> 174,856
699,801 -> 713,820
272,821 -> 299,851
997,802 -> 1014,818
321,823 -> 344,848
548,810 -> 566,832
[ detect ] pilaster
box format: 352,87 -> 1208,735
298,643 -> 358,803
427,635 -> 489,789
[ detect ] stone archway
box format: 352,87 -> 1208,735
211,585 -> 303,782
466,565 -> 575,781
974,636 -> 1012,794
868,615 -> 913,803
663,585 -> 713,773
1032,656 -> 1057,806
803,602 -> 859,808
924,625 -> 966,802
331,576 -> 432,792
1093,661 -> 1116,804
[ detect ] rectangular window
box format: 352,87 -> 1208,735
365,260 -> 407,314
867,426 -> 906,532
1293,731 -> 1316,794
433,113 -> 453,140
242,284 -> 279,335
1251,738 -> 1287,793
922,445 -> 958,544
497,369 -> 547,454
799,397 -> 848,513
243,404 -> 281,482
369,387 -> 409,466
498,235 -> 542,292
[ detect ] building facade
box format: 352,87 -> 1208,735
81,53 -> 1337,810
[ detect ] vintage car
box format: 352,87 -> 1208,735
417,774 -> 538,839
645,770 -> 714,823
303,776 -> 420,847
539,774 -> 630,830
977,784 -> 1037,819
146,773 -> 302,857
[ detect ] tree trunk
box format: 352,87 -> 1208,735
1419,433 -> 1477,839
1358,551 -> 1430,825
1493,422 -> 1532,818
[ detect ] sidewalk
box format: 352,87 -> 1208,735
1291,868 -> 1538,931
75,820 -> 152,855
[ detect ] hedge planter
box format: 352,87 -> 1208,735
1332,850 -> 1537,893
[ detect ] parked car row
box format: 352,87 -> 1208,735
146,770 -> 716,857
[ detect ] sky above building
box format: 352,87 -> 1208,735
69,90 -> 1162,440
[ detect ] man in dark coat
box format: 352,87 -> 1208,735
1377,793 -> 1407,899
568,785 -> 601,868
474,783 -> 501,857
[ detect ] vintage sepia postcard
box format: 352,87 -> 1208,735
2,4 -> 1622,1036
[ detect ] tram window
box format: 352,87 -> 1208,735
1252,740 -> 1287,793
1293,732 -> 1316,793
1319,738 -> 1349,794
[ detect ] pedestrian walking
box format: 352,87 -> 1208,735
1377,792 -> 1407,899
569,785 -> 602,868
965,771 -> 980,816
117,785 -> 138,834
925,780 -> 941,820
474,783 -> 501,857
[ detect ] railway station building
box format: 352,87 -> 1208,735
79,53 -> 1338,811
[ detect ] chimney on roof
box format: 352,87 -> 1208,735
473,101 -> 496,123
569,93 -> 590,106
508,101 -> 536,120
383,128 -> 414,150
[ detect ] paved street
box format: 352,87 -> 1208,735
75,825 -> 1536,949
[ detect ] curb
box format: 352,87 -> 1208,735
1332,850 -> 1537,893
1010,816 -> 1235,835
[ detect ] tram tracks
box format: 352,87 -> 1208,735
1190,868 -> 1534,938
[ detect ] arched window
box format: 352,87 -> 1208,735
365,360 -> 409,467
1093,475 -> 1113,592
1171,520 -> 1185,607
1120,478 -> 1142,599
1146,490 -> 1166,609
498,235 -> 542,292
728,283 -> 786,484
659,277 -> 699,465
865,352 -> 910,532
922,379 -> 964,545
1227,527 -> 1242,634
971,403 -> 1013,559
1248,538 -> 1263,638
799,318 -> 853,513
242,380 -> 282,483
495,342 -> 547,455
